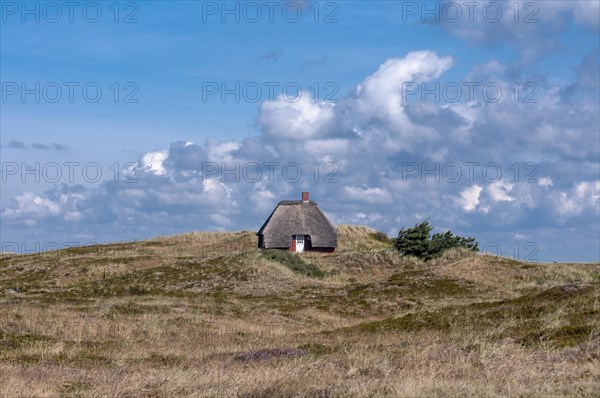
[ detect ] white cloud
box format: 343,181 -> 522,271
206,140 -> 241,163
141,150 -> 168,175
2,190 -> 85,223
457,185 -> 483,212
257,94 -> 335,140
488,180 -> 515,202
555,181 -> 600,217
350,51 -> 454,140
302,138 -> 349,158
256,50 -> 455,154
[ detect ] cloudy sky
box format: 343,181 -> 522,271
1,0 -> 599,261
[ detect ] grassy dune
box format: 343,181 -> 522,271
0,225 -> 599,397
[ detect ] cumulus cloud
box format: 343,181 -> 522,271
348,51 -> 454,140
141,150 -> 168,175
2,187 -> 84,224
456,185 -> 483,212
488,180 -> 515,202
257,94 -> 336,140
554,181 -> 600,218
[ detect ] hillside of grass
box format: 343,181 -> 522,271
0,226 -> 599,397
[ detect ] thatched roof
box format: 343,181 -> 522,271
257,199 -> 337,249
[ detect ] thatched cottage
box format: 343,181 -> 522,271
257,192 -> 337,253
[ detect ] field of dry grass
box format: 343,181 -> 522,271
1,225 -> 599,397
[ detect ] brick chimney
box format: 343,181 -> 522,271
302,192 -> 309,202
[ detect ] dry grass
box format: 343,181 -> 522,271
1,226 -> 599,397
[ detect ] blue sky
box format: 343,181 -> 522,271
1,0 -> 599,261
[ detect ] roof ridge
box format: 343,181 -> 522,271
278,200 -> 317,205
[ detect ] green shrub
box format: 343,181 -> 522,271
261,250 -> 325,278
394,220 -> 478,261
